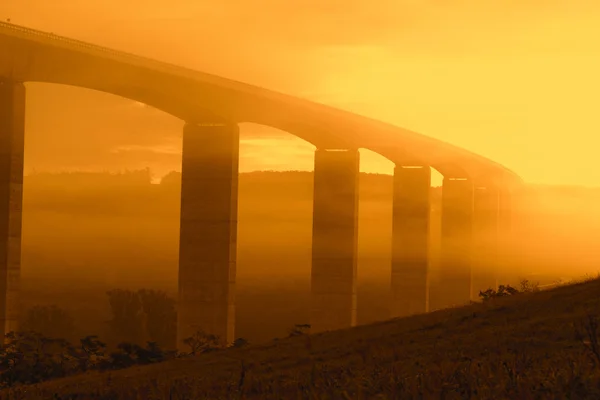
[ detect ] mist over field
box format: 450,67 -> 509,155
19,170 -> 600,343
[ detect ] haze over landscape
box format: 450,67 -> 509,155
2,0 -> 600,186
1,1 -> 600,398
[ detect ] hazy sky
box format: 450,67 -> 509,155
2,1 -> 600,185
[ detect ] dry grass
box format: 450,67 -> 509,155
3,276 -> 600,399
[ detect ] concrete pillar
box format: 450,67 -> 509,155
310,149 -> 359,333
0,80 -> 25,340
177,122 -> 239,350
390,165 -> 430,318
432,177 -> 474,309
471,186 -> 500,299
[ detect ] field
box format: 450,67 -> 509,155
3,276 -> 600,399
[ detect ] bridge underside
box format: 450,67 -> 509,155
0,73 -> 516,349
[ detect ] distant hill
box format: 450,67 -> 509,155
22,170 -> 443,217
22,169 -> 600,218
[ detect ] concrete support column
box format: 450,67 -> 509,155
471,186 -> 500,299
390,165 -> 430,318
177,122 -> 239,349
310,149 -> 359,333
432,177 -> 474,310
0,80 -> 25,340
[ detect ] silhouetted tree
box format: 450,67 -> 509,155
137,289 -> 177,350
21,305 -> 75,342
106,289 -> 177,349
106,289 -> 146,345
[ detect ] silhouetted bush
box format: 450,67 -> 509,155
0,330 -> 176,388
519,279 -> 540,293
137,289 -> 177,350
288,323 -> 311,337
78,335 -> 107,371
479,285 -> 520,302
232,338 -> 249,348
479,279 -> 542,302
0,331 -> 76,387
182,330 -> 223,355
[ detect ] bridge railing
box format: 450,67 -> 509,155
0,21 -> 261,96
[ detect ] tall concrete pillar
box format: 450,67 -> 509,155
0,80 -> 25,340
390,165 -> 430,318
432,177 -> 474,310
177,122 -> 239,349
310,149 -> 359,333
471,186 -> 500,299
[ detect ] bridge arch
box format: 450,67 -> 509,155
0,24 -> 521,188
21,75 -> 479,185
0,21 -> 523,347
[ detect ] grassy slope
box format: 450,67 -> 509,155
5,277 -> 600,399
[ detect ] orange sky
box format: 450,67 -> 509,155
2,0 -> 600,186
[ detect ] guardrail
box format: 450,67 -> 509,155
0,21 -> 262,96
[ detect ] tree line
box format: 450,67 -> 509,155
3,288 -> 249,388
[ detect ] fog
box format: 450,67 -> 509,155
19,170 -> 600,343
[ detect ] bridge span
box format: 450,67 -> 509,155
0,21 -> 521,348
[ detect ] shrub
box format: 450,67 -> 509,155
0,331 -> 75,387
182,330 -> 222,355
78,335 -> 107,371
232,338 -> 249,348
288,324 -> 311,337
519,279 -> 540,293
479,285 -> 520,302
0,331 -> 176,387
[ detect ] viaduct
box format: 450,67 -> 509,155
0,22 -> 522,349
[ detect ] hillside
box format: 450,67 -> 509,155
5,277 -> 600,399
